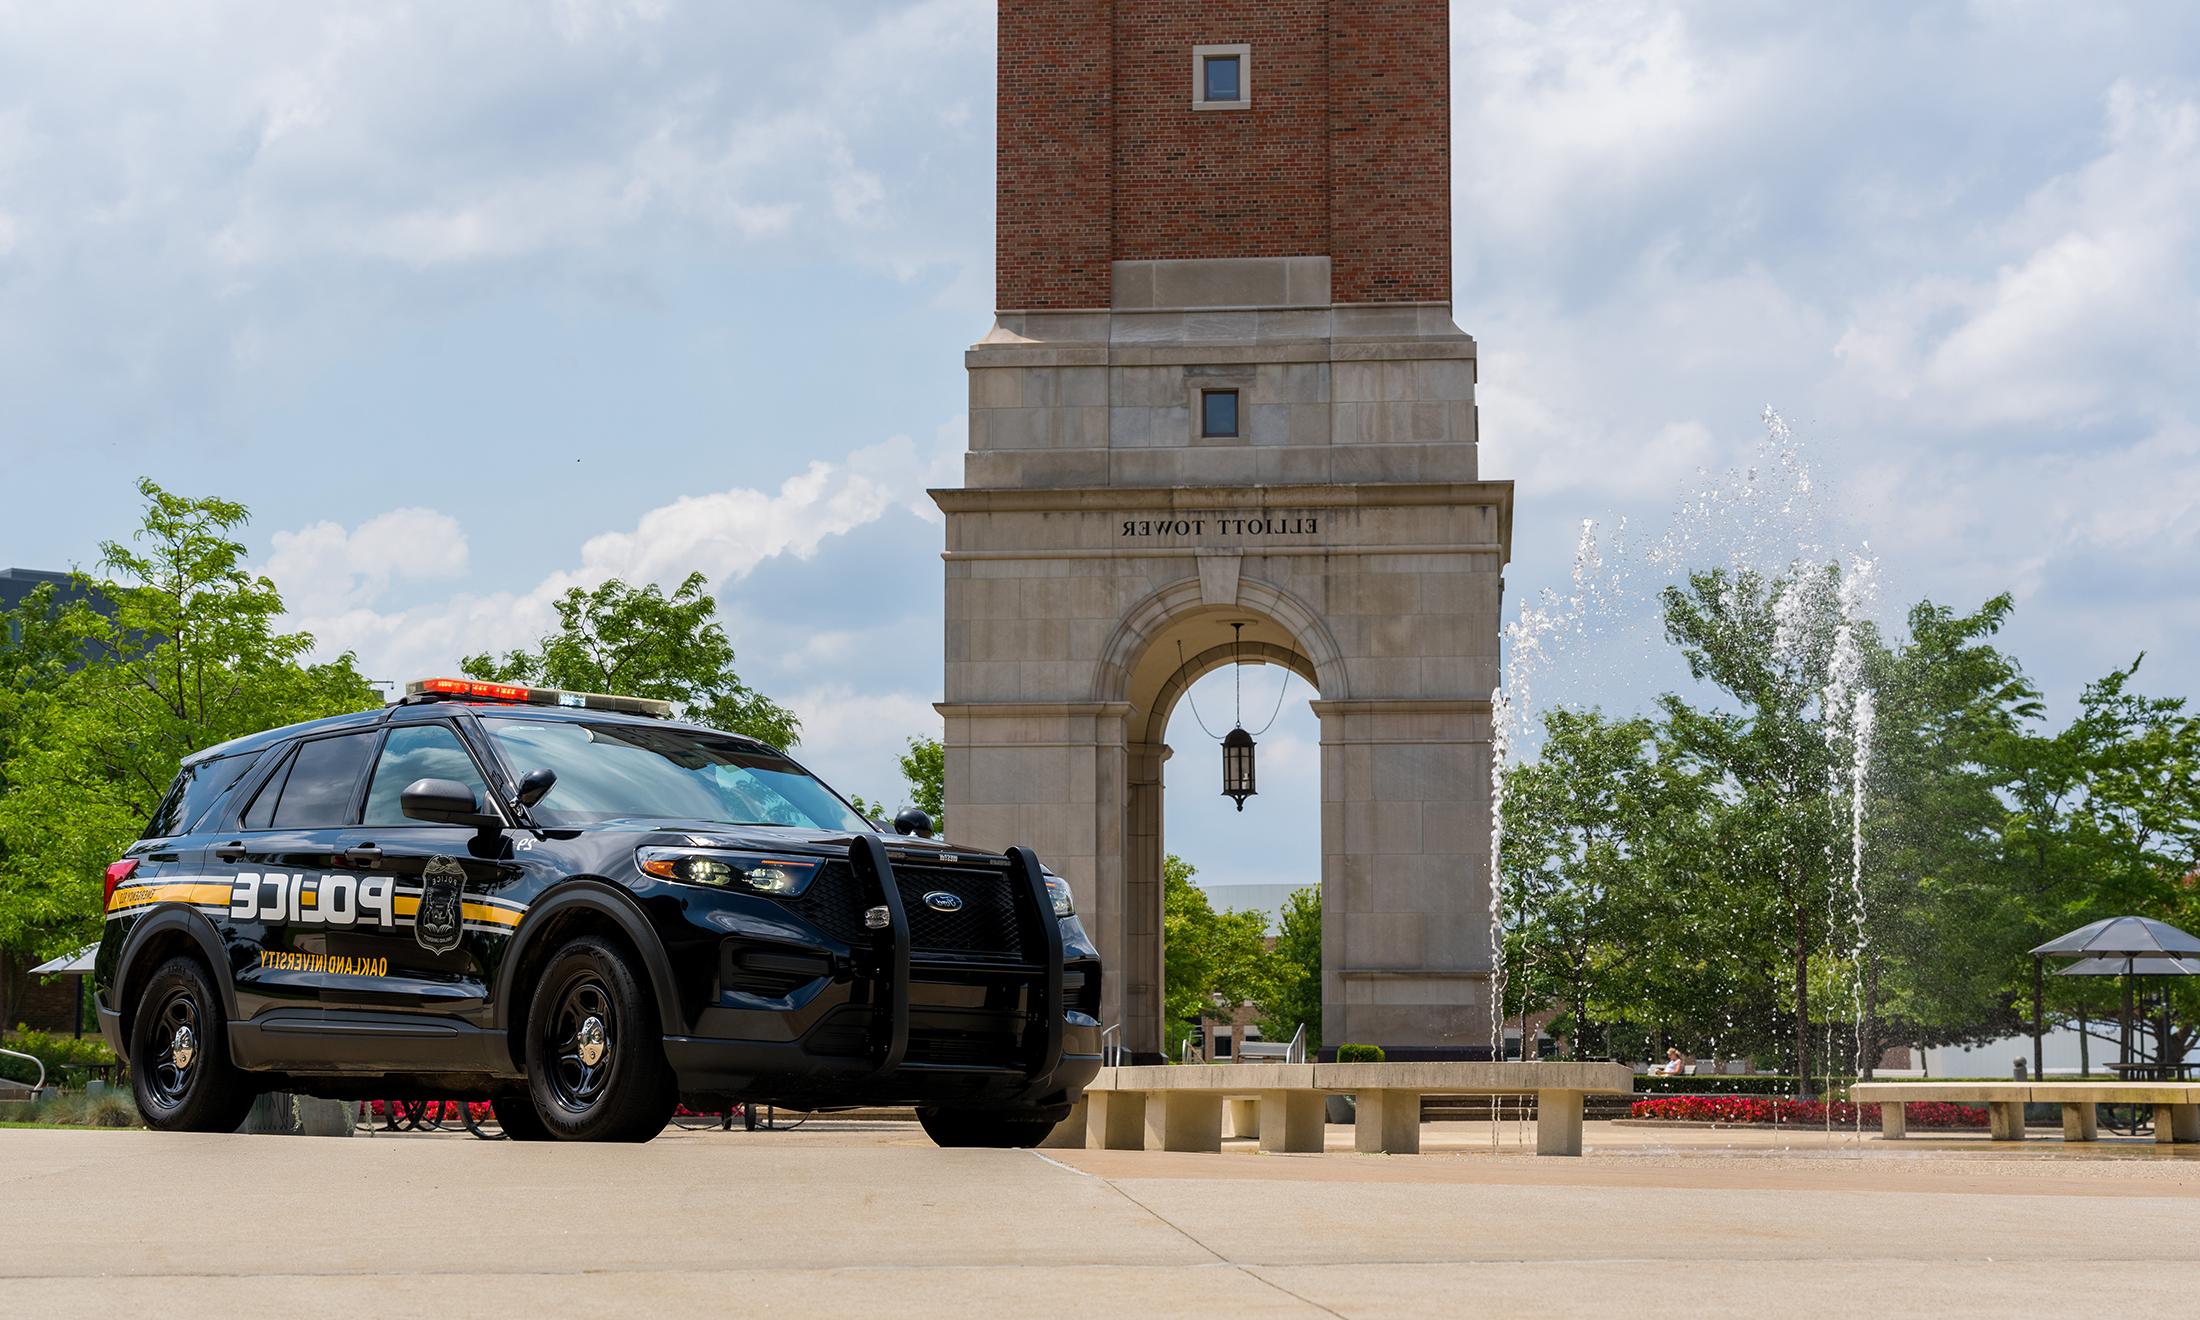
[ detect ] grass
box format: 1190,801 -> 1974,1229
1,1090 -> 144,1129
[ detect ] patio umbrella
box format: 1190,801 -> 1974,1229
28,945 -> 96,976
25,944 -> 96,1039
2056,956 -> 2200,978
2030,917 -> 2200,1074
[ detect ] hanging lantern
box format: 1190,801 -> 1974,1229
1222,725 -> 1256,810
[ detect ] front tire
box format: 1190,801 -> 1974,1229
917,1106 -> 1060,1148
129,956 -> 255,1133
489,1092 -> 552,1141
522,936 -> 675,1142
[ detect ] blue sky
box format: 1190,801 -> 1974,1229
2,1 -> 2196,900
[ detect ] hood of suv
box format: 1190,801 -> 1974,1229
583,819 -> 1008,865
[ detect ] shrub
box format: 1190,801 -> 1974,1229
0,1029 -> 119,1087
1335,1043 -> 1386,1063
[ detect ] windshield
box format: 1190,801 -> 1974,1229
485,717 -> 871,832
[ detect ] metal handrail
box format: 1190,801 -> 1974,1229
1230,1021 -> 1308,1064
0,1046 -> 47,1098
1100,1024 -> 1123,1067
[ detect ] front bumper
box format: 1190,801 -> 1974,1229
666,837 -> 1101,1114
665,1018 -> 1103,1112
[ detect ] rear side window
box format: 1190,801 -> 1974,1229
141,751 -> 263,839
363,724 -> 490,825
239,749 -> 293,831
263,732 -> 378,830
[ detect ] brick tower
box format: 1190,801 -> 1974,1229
938,1 -> 1511,1061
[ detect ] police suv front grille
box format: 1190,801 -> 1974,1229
787,862 -> 867,944
894,865 -> 1025,961
785,858 -> 1027,961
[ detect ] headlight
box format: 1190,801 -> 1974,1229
1043,871 -> 1075,918
637,848 -> 821,897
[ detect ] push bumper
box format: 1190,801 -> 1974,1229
666,836 -> 1099,1112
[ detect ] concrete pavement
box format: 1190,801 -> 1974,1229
4,1120 -> 2198,1318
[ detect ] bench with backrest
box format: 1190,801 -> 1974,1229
1063,1060 -> 1635,1157
1850,1081 -> 2200,1143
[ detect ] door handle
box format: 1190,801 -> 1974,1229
344,844 -> 384,867
214,841 -> 246,862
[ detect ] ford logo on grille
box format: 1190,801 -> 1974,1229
922,890 -> 964,914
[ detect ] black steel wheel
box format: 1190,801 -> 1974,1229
545,973 -> 617,1110
128,956 -> 254,1133
522,936 -> 675,1142
916,1106 -> 1059,1149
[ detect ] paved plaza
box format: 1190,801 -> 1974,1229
5,1120 -> 2198,1318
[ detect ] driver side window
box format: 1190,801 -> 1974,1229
363,724 -> 491,826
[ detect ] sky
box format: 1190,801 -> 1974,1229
2,1 -> 2196,902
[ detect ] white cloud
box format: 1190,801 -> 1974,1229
266,507 -> 468,613
777,685 -> 943,804
1453,5 -> 1785,257
1836,82 -> 2200,429
278,421 -> 963,688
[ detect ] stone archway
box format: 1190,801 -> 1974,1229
934,482 -> 1510,1061
1100,587 -> 1329,1060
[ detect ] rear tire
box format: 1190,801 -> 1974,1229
916,1106 -> 1059,1149
522,936 -> 676,1142
129,956 -> 255,1133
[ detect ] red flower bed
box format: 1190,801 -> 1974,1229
1629,1095 -> 1989,1128
366,1098 -> 494,1121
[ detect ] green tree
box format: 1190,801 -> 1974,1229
1257,885 -> 1321,1050
2000,658 -> 2200,1063
1856,595 -> 2042,1069
462,572 -> 799,747
1161,854 -> 1272,1056
899,737 -> 944,823
1656,565 -> 1868,1089
1499,707 -> 1722,1060
0,583 -> 91,1022
0,480 -> 377,1022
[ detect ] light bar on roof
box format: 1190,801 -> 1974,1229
403,677 -> 674,718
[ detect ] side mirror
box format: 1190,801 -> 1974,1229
401,778 -> 501,828
516,767 -> 557,808
893,807 -> 935,839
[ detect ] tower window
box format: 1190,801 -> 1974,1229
1201,389 -> 1240,439
1203,55 -> 1240,103
1191,44 -> 1251,110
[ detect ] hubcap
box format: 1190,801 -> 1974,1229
148,989 -> 202,1107
575,1016 -> 608,1068
170,1024 -> 198,1072
546,975 -> 616,1111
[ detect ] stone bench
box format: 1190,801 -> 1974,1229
1850,1081 -> 2200,1143
1064,1061 -> 1635,1156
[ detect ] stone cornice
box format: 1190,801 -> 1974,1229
930,481 -> 1515,559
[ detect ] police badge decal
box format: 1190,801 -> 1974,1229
415,857 -> 467,954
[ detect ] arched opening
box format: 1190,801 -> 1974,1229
1102,595 -> 1333,1060
1155,627 -> 1322,1061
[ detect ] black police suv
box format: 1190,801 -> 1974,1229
93,677 -> 1102,1144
